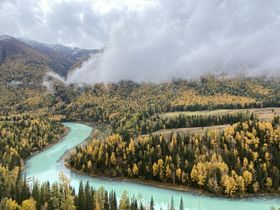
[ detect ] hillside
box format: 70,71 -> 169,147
0,35 -> 100,114
0,35 -> 99,82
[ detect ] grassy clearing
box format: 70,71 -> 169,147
160,107 -> 280,120
159,109 -> 247,118
151,107 -> 280,138
149,124 -> 228,139
253,107 -> 280,121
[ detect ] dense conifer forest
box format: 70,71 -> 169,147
69,116 -> 280,196
0,115 -> 181,209
1,76 -> 280,209
2,1 -> 280,208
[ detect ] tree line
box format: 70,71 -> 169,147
0,114 -> 184,209
0,114 -> 66,170
113,111 -> 253,139
69,116 -> 280,197
5,77 -> 280,128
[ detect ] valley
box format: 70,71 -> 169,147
2,0 -> 280,209
0,36 -> 280,210
24,122 -> 280,210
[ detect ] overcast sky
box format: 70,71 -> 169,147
1,0 -> 280,83
0,0 -> 155,49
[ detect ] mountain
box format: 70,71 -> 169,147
0,35 -> 101,113
0,35 -> 99,78
21,38 -> 100,77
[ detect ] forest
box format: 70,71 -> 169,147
0,114 -> 184,209
68,116 -> 280,197
2,2 -> 280,208
1,76 -> 280,208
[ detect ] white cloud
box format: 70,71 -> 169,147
0,0 -> 152,48
67,0 -> 280,83
92,0 -> 156,14
1,0 -> 280,82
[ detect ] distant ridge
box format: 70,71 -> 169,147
0,35 -> 100,77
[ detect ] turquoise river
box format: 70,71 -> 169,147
23,122 -> 280,210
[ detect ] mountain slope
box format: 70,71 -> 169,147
0,35 -> 100,114
0,35 -> 99,79
23,39 -> 99,77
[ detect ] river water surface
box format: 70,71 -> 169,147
24,122 -> 280,210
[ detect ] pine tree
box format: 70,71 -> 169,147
119,191 -> 129,210
21,175 -> 30,203
113,191 -> 117,210
150,196 -> 154,210
84,182 -> 93,210
77,181 -> 85,210
59,173 -> 76,210
31,181 -> 41,209
179,197 -> 184,210
170,196 -> 175,210
139,202 -> 145,210
109,191 -> 117,210
104,190 -> 109,210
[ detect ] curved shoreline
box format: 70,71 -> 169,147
58,128 -> 93,162
59,121 -> 110,162
24,122 -> 280,210
22,126 -> 69,171
64,162 -> 280,200
62,123 -> 280,200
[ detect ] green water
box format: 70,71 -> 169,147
24,122 -> 280,210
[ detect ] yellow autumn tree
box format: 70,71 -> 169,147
110,152 -> 117,166
20,198 -> 36,210
242,170 -> 253,186
132,163 -> 139,177
0,198 -> 19,210
191,162 -> 207,187
221,175 -> 237,196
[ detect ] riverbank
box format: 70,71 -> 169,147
23,126 -> 69,170
23,122 -> 280,210
62,122 -> 280,200
59,122 -> 109,163
65,162 -> 280,200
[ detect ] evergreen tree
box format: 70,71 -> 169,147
150,196 -> 154,210
31,181 -> 40,209
179,197 -> 184,210
170,196 -> 175,210
84,182 -> 93,210
104,190 -> 109,210
109,191 -> 117,210
77,181 -> 85,210
119,191 -> 129,210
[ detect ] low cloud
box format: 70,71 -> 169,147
43,72 -> 65,92
2,0 -> 280,83
67,0 -> 280,83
